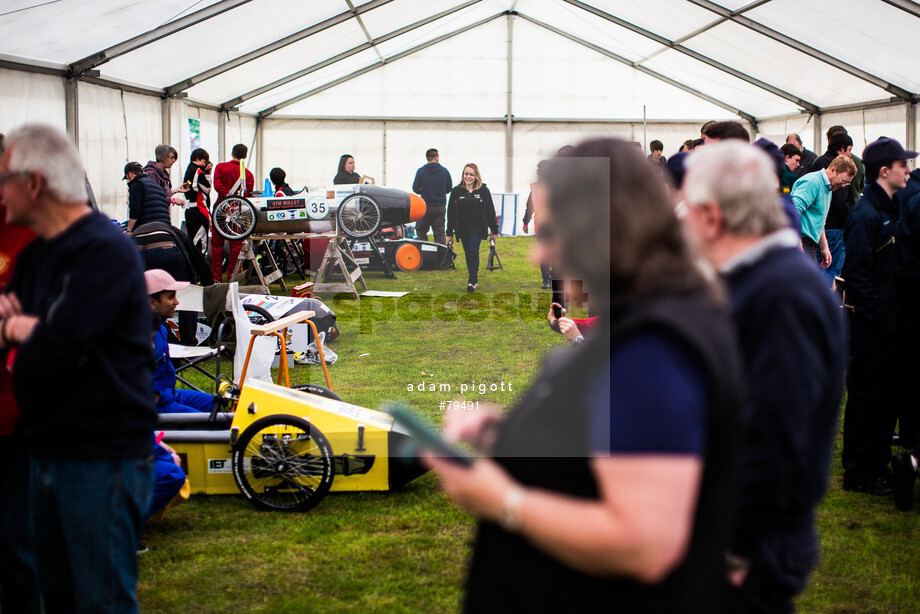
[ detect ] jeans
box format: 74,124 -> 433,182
30,457 -> 154,614
0,436 -> 40,614
460,234 -> 482,284
819,229 -> 845,286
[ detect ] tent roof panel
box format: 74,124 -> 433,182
684,20 -> 894,107
747,0 -> 920,93
0,0 -> 914,119
271,18 -> 509,118
557,0 -> 721,41
642,50 -> 799,118
511,19 -> 736,120
183,21 -> 370,105
96,0 -> 349,88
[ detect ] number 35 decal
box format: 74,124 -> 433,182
307,197 -> 329,219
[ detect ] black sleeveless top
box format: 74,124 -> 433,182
464,292 -> 743,613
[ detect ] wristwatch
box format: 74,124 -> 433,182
573,335 -> 585,345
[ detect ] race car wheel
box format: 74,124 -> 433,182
336,194 -> 382,238
292,383 -> 343,402
213,196 -> 258,240
232,414 -> 334,512
394,243 -> 422,272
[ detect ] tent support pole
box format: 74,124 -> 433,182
65,78 -> 79,147
255,118 -> 264,190
813,117 -> 823,155
505,13 -> 514,193
907,103 -> 917,157
218,113 -> 226,165
162,100 -> 170,146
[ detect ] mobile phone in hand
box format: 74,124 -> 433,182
552,303 -> 563,319
387,403 -> 474,467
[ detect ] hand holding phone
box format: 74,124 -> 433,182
387,403 -> 474,467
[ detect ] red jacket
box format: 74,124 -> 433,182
214,159 -> 254,200
0,202 -> 37,435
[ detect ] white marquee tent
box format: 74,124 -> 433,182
1,0 -> 918,222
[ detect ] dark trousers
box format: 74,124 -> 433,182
416,205 -> 446,245
0,435 -> 40,614
842,315 -> 900,481
184,207 -> 209,252
460,234 -> 482,284
141,245 -> 198,345
724,528 -> 819,614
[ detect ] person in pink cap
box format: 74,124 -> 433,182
145,269 -> 215,414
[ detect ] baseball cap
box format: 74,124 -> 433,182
862,137 -> 918,166
144,269 -> 189,295
123,161 -> 143,180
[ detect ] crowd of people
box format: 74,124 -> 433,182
1,118 -> 919,612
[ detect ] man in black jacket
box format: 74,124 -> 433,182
412,148 -> 451,245
683,141 -> 844,613
0,123 -> 156,612
842,137 -> 918,496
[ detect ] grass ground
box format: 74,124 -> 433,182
139,237 -> 920,613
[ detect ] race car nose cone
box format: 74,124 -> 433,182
409,193 -> 426,222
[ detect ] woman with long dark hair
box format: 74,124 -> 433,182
446,163 -> 499,292
333,154 -> 360,185
426,138 -> 744,612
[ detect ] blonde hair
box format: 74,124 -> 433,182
461,163 -> 483,191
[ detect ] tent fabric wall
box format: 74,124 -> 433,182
0,68 -> 66,134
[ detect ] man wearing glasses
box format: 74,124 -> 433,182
790,155 -> 857,266
0,124 -> 157,611
144,144 -> 186,203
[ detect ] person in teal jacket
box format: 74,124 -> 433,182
790,155 -> 856,266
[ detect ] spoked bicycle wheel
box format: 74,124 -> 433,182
213,196 -> 258,240
232,415 -> 334,512
336,194 -> 382,238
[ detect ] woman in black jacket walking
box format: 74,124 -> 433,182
447,163 -> 499,292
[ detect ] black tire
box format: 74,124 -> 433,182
213,196 -> 258,240
232,414 -> 334,512
336,194 -> 382,238
292,383 -> 343,402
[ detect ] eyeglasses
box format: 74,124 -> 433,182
0,170 -> 31,186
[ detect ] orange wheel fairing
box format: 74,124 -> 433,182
394,243 -> 422,271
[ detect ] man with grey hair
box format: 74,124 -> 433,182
0,124 -> 157,612
682,141 -> 844,614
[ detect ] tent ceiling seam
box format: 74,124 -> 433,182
257,12 -> 505,119
687,0 -> 916,101
563,0 -> 817,113
162,0 -> 395,97
69,0 -> 253,75
517,13 -> 757,124
218,0 -> 483,111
